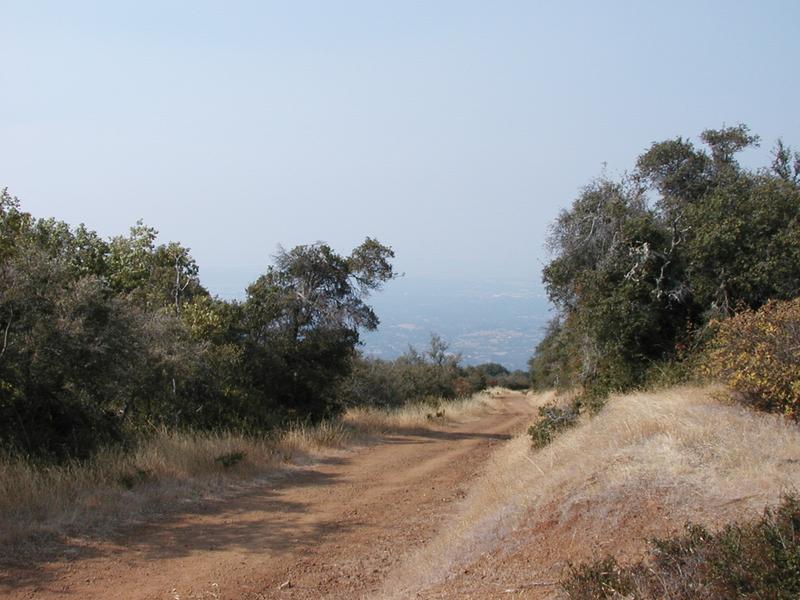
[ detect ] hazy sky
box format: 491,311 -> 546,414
2,1 -> 799,295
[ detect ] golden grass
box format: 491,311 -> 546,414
523,385 -> 800,518
0,429 -> 282,556
0,391 -> 499,558
384,385 -> 800,597
343,388 -> 504,433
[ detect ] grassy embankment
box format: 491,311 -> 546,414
0,388 -> 507,560
385,385 -> 800,597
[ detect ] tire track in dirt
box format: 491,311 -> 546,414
1,393 -> 535,600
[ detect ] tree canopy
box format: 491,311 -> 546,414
0,191 -> 397,459
531,125 -> 800,398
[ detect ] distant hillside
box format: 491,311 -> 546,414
201,270 -> 551,372
359,276 -> 552,371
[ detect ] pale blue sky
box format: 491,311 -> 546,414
2,1 -> 799,295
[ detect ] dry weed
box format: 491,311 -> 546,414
343,390 -> 498,433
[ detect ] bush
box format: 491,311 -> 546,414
528,317 -> 579,391
561,556 -> 636,600
497,370 -> 530,390
528,402 -> 579,448
337,335 -> 497,408
337,353 -> 461,408
0,394 -> 126,461
561,494 -> 800,599
704,297 -> 800,418
214,451 -> 246,468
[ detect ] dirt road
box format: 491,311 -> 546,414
3,393 -> 535,600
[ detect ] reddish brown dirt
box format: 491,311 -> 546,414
413,494 -> 690,599
0,394 -> 536,600
412,483 -> 748,599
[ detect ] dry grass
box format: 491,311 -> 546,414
522,385 -> 800,519
343,388 -> 505,433
0,391 -> 499,559
0,429 -> 283,557
384,385 -> 800,597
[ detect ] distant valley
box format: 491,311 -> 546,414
359,276 -> 551,371
204,270 -> 551,371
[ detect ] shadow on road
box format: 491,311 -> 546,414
0,465 -> 353,590
0,408 -> 526,592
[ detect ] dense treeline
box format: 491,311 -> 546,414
530,125 -> 800,403
0,191 -> 398,460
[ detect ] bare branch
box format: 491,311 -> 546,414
0,308 -> 13,363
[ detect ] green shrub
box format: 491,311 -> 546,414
118,468 -> 152,489
214,451 -> 246,468
497,370 -> 530,390
337,335 -> 497,408
641,357 -> 696,390
561,494 -> 800,599
528,402 -> 579,448
528,317 -> 580,391
561,556 -> 636,600
704,297 -> 800,418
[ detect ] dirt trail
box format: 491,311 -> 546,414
2,393 -> 536,600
